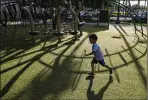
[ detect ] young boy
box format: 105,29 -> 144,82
85,34 -> 112,76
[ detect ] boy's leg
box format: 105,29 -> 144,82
99,60 -> 113,74
104,64 -> 110,69
97,63 -> 100,71
91,63 -> 95,75
89,58 -> 97,76
104,64 -> 112,74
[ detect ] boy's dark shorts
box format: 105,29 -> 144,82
91,57 -> 105,66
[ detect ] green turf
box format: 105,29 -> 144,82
0,24 -> 147,100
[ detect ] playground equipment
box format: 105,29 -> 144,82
2,0 -> 146,42
0,0 -> 85,43
21,6 -> 39,36
0,1 -> 53,39
110,0 -> 144,36
0,2 -> 19,37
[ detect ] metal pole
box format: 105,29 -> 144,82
116,0 -> 120,24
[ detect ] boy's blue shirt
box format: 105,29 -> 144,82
92,43 -> 104,61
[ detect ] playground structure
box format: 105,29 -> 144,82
94,0 -> 146,36
0,0 -> 85,42
0,0 -> 147,40
0,0 -> 147,99
110,1 -> 145,36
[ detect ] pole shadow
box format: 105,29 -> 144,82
10,33 -> 90,100
114,25 -> 147,88
105,49 -> 121,83
72,50 -> 86,91
0,39 -> 75,99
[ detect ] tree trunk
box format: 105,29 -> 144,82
56,6 -> 62,42
52,8 -> 56,30
57,6 -> 61,32
21,7 -> 34,32
69,7 -> 78,31
69,6 -> 82,31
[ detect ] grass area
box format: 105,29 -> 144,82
134,22 -> 147,26
0,24 -> 147,100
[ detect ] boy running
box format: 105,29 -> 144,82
85,34 -> 112,76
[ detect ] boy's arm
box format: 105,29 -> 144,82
85,51 -> 95,56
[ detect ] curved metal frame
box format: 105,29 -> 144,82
1,0 -> 145,38
110,1 -> 145,36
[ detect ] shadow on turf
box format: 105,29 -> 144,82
0,37 -> 74,75
114,25 -> 147,87
111,36 -> 122,39
49,24 -> 146,86
119,25 -> 129,35
68,35 -> 146,76
6,33 -> 90,100
83,24 -> 109,33
0,42 -> 60,98
0,38 -> 76,99
0,35 -> 72,61
72,50 -> 86,91
0,42 -> 57,74
1,24 -> 146,99
105,49 -> 121,83
49,24 -> 142,60
87,75 -> 113,100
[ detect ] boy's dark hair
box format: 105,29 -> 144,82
89,34 -> 98,40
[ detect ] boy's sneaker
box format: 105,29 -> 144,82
109,68 -> 113,74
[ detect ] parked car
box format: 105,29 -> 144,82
132,11 -> 147,23
81,12 -> 92,20
111,11 -> 123,17
141,11 -> 147,23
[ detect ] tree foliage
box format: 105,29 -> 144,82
83,0 -> 117,9
39,0 -> 117,9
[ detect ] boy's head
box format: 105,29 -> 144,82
89,34 -> 98,44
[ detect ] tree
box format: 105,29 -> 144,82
83,0 -> 116,10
